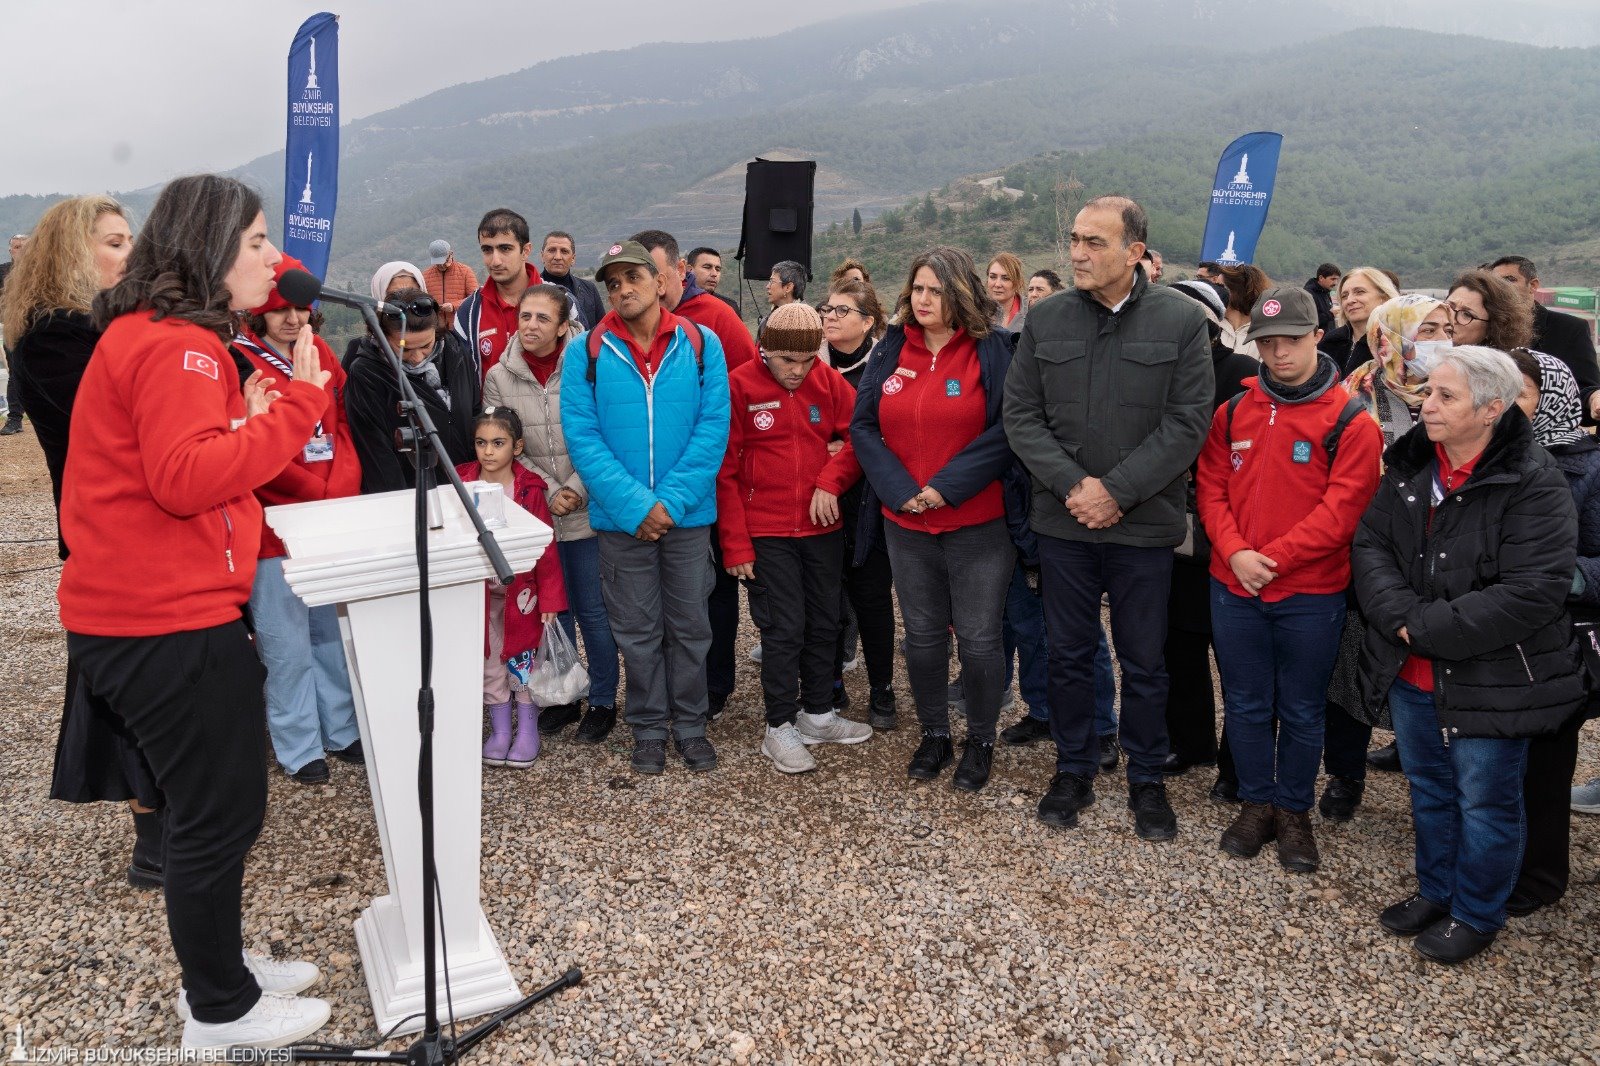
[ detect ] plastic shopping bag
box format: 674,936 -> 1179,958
524,623 -> 589,706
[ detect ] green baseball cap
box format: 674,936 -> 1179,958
596,240 -> 655,283
1247,285 -> 1320,342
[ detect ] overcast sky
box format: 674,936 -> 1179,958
0,0 -> 924,197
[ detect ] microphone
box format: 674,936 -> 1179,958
277,268 -> 392,313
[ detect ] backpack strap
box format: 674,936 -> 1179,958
1322,394 -> 1368,462
1223,392 -> 1246,438
586,322 -> 705,384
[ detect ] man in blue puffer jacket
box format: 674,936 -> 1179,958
561,240 -> 731,775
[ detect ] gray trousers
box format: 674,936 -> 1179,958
598,526 -> 716,741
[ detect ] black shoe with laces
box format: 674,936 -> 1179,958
291,759 -> 329,784
1366,741 -> 1402,773
952,739 -> 994,792
868,687 -> 897,731
1037,771 -> 1095,828
329,740 -> 364,765
1098,732 -> 1121,772
0,416 -> 22,435
1209,774 -> 1240,805
1379,893 -> 1449,937
675,735 -> 718,772
1128,781 -> 1178,841
1317,776 -> 1365,822
907,733 -> 953,780
539,702 -> 583,735
1414,917 -> 1496,965
631,738 -> 667,774
574,705 -> 616,745
1000,715 -> 1051,746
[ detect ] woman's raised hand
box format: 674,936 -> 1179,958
292,324 -> 332,390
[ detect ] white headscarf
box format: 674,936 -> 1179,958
371,261 -> 426,302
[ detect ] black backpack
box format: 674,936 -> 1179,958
585,322 -> 706,384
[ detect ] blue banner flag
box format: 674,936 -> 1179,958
1200,132 -> 1283,268
283,13 -> 339,280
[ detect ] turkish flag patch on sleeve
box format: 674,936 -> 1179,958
183,351 -> 220,380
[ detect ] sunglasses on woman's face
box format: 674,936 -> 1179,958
379,295 -> 439,332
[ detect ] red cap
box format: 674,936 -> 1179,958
252,254 -> 309,316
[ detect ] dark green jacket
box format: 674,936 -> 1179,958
1003,271 -> 1214,546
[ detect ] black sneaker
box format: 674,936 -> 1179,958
539,702 -> 582,735
1098,732 -> 1121,772
291,759 -> 329,785
675,735 -> 718,772
1209,774 -> 1240,805
1037,771 -> 1095,828
868,687 -> 897,731
1379,893 -> 1449,937
1366,741 -> 1402,773
707,691 -> 729,722
1128,781 -> 1178,841
1414,917 -> 1496,965
1000,715 -> 1051,746
0,416 -> 22,435
952,740 -> 994,792
574,705 -> 616,745
1317,776 -> 1365,822
631,739 -> 667,775
329,740 -> 365,765
907,733 -> 953,780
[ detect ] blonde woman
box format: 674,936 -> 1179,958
986,251 -> 1027,331
1324,266 -> 1401,374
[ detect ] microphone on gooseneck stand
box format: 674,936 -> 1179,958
275,268 -> 398,314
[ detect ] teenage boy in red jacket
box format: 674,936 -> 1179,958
1197,286 -> 1382,874
718,303 -> 870,773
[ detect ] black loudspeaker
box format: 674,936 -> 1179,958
736,159 -> 816,281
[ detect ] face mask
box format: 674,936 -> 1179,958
1406,339 -> 1452,380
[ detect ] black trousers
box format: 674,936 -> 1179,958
836,543 -> 896,692
5,366 -> 20,421
707,533 -> 740,698
1163,627 -> 1218,763
70,621 -> 266,1024
748,532 -> 844,726
1514,713 -> 1583,906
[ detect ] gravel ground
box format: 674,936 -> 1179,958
1,427 -> 1597,1064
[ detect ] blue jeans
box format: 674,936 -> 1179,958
556,537 -> 619,707
248,555 -> 359,774
1388,678 -> 1530,933
1210,582 -> 1345,813
1038,537 -> 1172,783
1011,561 -> 1116,733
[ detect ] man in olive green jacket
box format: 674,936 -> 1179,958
1003,195 -> 1213,841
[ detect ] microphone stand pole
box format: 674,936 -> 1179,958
294,309 -> 581,1063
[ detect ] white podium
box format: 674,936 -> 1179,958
265,485 -> 553,1035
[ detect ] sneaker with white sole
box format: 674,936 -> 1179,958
177,953 -> 321,1021
181,992 -> 331,1049
796,709 -> 872,745
762,723 -> 817,773
1572,776 -> 1600,815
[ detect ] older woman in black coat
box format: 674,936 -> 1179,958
1353,345 -> 1584,965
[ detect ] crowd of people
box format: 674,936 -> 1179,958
1,175 -> 1598,1049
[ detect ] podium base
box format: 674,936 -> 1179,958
354,895 -> 523,1036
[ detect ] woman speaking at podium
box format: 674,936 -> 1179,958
56,175 -> 335,1050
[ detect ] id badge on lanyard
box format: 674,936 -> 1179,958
303,422 -> 333,463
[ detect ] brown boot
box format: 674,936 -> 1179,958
1275,807 -> 1320,873
1219,802 -> 1276,858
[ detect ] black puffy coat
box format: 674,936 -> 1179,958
1352,408 -> 1584,738
344,331 -> 481,494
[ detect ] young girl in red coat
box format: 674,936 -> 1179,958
457,407 -> 567,768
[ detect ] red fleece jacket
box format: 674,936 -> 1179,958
1196,376 -> 1382,601
677,291 -> 756,370
474,263 -> 542,377
59,314 -> 329,636
717,359 -> 862,568
457,461 -> 568,660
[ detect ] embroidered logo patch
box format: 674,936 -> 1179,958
1261,299 -> 1282,318
1292,440 -> 1313,464
182,351 -> 219,380
748,401 -> 781,412
945,378 -> 961,397
882,376 -> 904,396
1230,450 -> 1244,471
808,404 -> 821,424
608,244 -> 623,256
479,336 -> 493,356
515,587 -> 536,615
754,411 -> 775,431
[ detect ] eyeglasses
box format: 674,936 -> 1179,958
1445,302 -> 1487,327
379,295 -> 440,332
817,304 -> 868,320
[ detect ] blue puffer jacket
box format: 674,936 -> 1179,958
559,313 -> 730,534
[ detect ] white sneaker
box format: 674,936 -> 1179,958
177,952 -> 321,1021
1572,777 -> 1600,814
749,641 -> 764,663
181,991 -> 330,1049
762,723 -> 817,773
796,709 -> 873,746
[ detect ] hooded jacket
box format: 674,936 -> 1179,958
1003,269 -> 1214,547
483,332 -> 594,542
344,330 -> 480,495
1352,409 -> 1584,737
675,279 -> 757,371
452,263 -> 542,379
1196,354 -> 1382,600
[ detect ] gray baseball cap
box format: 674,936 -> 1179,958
1247,285 -> 1320,341
428,240 -> 451,265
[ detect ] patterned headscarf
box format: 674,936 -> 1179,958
1530,350 -> 1587,449
1342,294 -> 1443,411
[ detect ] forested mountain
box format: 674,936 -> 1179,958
0,1 -> 1595,291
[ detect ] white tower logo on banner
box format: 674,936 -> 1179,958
1218,230 -> 1239,265
306,37 -> 319,90
301,152 -> 315,206
1231,154 -> 1251,186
